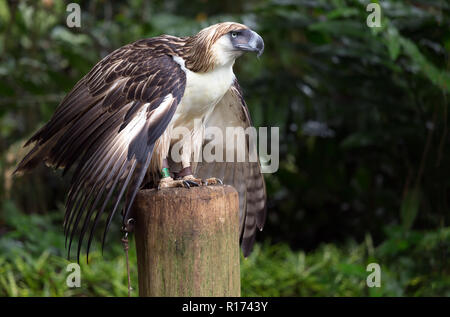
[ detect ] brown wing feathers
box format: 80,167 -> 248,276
195,81 -> 267,257
15,38 -> 186,261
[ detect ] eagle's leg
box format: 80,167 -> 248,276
173,133 -> 203,186
174,165 -> 202,186
157,159 -> 200,189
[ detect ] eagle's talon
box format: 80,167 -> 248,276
182,180 -> 200,188
204,177 -> 223,186
182,180 -> 190,188
182,175 -> 202,187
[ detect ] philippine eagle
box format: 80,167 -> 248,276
15,22 -> 266,261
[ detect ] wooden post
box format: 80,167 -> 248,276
133,185 -> 240,297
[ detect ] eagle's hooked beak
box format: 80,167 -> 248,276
234,30 -> 264,57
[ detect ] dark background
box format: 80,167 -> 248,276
0,0 -> 449,296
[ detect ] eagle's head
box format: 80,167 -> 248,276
185,22 -> 264,72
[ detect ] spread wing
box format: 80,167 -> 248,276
15,38 -> 186,261
194,80 -> 266,256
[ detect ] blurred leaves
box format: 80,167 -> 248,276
0,0 -> 450,296
242,225 -> 450,296
0,201 -> 138,297
400,188 -> 420,231
1,203 -> 449,296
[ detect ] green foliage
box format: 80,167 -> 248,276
243,226 -> 450,296
0,201 -> 138,297
1,0 -> 450,296
1,204 -> 449,296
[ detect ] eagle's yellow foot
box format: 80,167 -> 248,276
181,175 -> 202,188
158,177 -> 189,189
203,177 -> 223,186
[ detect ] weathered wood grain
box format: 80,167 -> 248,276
134,185 -> 240,296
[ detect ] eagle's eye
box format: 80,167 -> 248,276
231,32 -> 238,38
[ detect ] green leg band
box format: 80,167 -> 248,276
161,167 -> 170,178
